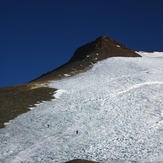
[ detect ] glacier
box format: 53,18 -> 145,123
0,52 -> 163,163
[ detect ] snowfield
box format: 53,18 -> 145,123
0,52 -> 163,163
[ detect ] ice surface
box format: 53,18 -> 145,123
0,52 -> 163,163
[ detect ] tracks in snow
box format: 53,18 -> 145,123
114,81 -> 163,97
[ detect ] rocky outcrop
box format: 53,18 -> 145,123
70,36 -> 140,62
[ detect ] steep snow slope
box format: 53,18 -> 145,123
0,52 -> 163,163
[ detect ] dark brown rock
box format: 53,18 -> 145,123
70,36 -> 140,62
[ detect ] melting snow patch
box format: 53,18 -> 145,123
29,107 -> 34,110
29,102 -> 45,110
4,122 -> 10,126
53,89 -> 66,99
116,45 -> 120,48
4,119 -> 14,126
64,74 -> 71,77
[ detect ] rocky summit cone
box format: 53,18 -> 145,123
70,36 -> 140,62
31,36 -> 141,83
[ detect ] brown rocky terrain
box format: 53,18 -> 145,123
31,36 -> 141,83
0,84 -> 56,128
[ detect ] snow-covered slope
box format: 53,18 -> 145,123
137,51 -> 163,58
0,52 -> 163,163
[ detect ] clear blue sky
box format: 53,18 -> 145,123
0,0 -> 163,87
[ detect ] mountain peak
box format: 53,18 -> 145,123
69,36 -> 140,62
31,36 -> 141,83
95,35 -> 115,42
96,35 -> 109,40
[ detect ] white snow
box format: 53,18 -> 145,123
53,89 -> 67,99
0,52 -> 163,163
4,122 -> 11,126
116,45 -> 121,48
161,111 -> 163,117
64,74 -> 71,77
137,51 -> 163,58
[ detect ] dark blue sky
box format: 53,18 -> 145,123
1,0 -> 163,87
